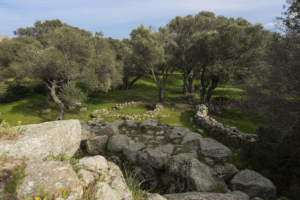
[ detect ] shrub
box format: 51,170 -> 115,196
4,163 -> 27,195
0,82 -> 32,103
33,82 -> 47,95
210,184 -> 227,193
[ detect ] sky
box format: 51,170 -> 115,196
0,0 -> 287,40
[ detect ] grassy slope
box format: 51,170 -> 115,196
0,73 -> 258,135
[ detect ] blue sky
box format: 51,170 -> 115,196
0,0 -> 287,40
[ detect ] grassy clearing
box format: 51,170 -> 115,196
0,73 -> 252,130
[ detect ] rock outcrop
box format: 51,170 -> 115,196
230,169 -> 277,199
199,138 -> 232,162
0,120 -> 81,161
0,118 -> 278,200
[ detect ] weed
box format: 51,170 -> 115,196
210,184 -> 227,193
0,120 -> 27,140
4,163 -> 27,196
122,162 -> 153,200
0,149 -> 9,161
43,152 -> 83,177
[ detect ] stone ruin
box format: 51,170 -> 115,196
89,101 -> 164,124
0,117 -> 279,200
194,104 -> 258,148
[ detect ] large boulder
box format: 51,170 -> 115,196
137,151 -> 158,176
113,120 -> 125,127
147,144 -> 174,169
165,153 -> 198,178
78,157 -> 133,200
80,121 -> 96,140
213,163 -> 239,183
86,135 -> 108,155
126,120 -> 139,128
99,123 -> 119,136
140,119 -> 159,130
185,158 -> 219,192
230,169 -> 277,199
181,132 -> 202,145
0,120 -> 81,161
145,193 -> 167,200
107,134 -> 134,153
167,127 -> 193,142
123,142 -> 146,163
17,161 -> 83,199
199,138 -> 232,162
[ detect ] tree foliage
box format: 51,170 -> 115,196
241,1 -> 300,198
187,18 -> 269,102
11,24 -> 122,120
129,24 -> 176,102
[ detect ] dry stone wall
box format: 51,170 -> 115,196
89,101 -> 163,125
194,104 -> 257,148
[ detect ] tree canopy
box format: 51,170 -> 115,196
11,25 -> 122,120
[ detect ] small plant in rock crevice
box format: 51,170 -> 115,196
4,163 -> 27,198
0,149 -> 10,161
122,162 -> 153,200
43,152 -> 83,178
0,120 -> 27,140
209,184 -> 227,193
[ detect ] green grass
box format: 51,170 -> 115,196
0,73 -> 251,129
209,109 -> 263,135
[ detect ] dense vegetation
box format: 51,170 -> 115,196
0,0 -> 299,199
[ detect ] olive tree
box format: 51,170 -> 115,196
107,37 -> 147,90
188,19 -> 269,103
13,25 -> 122,120
0,37 -> 43,98
13,19 -> 65,105
130,25 -> 174,102
167,12 -> 228,94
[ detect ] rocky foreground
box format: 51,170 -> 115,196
0,117 -> 278,200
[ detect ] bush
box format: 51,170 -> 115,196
0,82 -> 32,103
242,126 -> 300,199
33,82 -> 47,95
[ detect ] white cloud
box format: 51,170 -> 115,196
265,23 -> 275,27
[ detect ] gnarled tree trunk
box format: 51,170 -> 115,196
151,69 -> 167,103
159,87 -> 165,103
129,75 -> 142,90
40,88 -> 51,106
205,77 -> 219,103
200,67 -> 210,103
44,81 -> 65,120
183,75 -> 189,94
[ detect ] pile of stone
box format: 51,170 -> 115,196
113,101 -> 147,110
194,104 -> 257,148
0,119 -> 279,200
90,102 -> 164,121
91,109 -> 109,117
